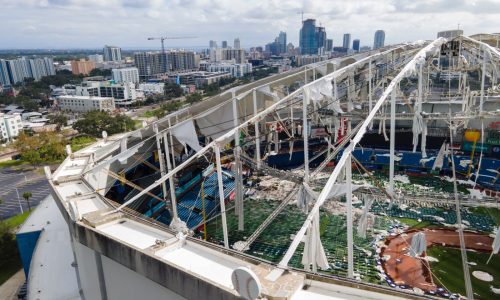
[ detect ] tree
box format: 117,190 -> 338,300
161,101 -> 182,113
13,132 -> 66,168
164,82 -> 183,99
89,68 -> 112,77
22,192 -> 32,211
73,111 -> 135,137
185,93 -> 203,105
49,114 -> 68,130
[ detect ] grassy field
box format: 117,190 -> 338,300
0,159 -> 25,168
427,246 -> 500,299
70,136 -> 97,152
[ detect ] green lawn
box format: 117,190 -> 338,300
0,159 -> 25,168
427,246 -> 500,299
2,211 -> 31,228
70,136 -> 97,152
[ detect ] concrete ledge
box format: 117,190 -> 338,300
71,220 -> 240,300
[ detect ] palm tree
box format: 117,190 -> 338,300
22,192 -> 32,211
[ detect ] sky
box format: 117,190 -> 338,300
1,0 -> 499,50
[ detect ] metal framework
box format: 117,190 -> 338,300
81,35 -> 500,300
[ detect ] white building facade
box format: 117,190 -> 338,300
138,83 -> 165,95
0,113 -> 23,140
103,46 -> 122,62
75,81 -> 138,106
57,95 -> 115,112
88,54 -> 104,63
112,68 -> 140,84
207,63 -> 252,78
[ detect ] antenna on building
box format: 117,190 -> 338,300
297,11 -> 304,23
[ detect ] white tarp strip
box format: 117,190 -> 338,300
296,184 -> 314,214
412,113 -> 424,152
432,142 -> 446,170
171,119 -> 202,152
316,64 -> 328,76
492,229 -> 500,255
305,78 -> 333,102
421,120 -> 428,158
301,211 -> 330,270
486,225 -> 499,265
195,100 -> 234,140
409,232 -> 427,257
257,85 -> 279,100
357,197 -> 374,238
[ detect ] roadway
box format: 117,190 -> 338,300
0,168 -> 50,220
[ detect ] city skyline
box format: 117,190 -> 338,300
1,0 -> 499,49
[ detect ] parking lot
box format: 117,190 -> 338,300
0,168 -> 50,220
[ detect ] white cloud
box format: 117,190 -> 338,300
0,0 -> 499,48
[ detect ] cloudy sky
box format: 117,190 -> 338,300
1,0 -> 499,49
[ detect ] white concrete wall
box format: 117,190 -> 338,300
73,242 -> 103,300
101,255 -> 187,300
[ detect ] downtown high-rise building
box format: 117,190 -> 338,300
168,50 -> 198,71
299,19 -> 328,55
134,52 -> 167,80
326,39 -> 333,52
112,67 -> 140,84
0,60 -> 10,86
221,41 -> 228,49
343,33 -> 351,49
299,19 -> 317,55
28,57 -> 56,81
316,27 -> 327,54
234,38 -> 241,49
352,39 -> 360,52
373,30 -> 385,49
266,31 -> 287,56
134,50 -> 198,79
103,45 -> 122,62
209,40 -> 217,49
0,57 -> 55,85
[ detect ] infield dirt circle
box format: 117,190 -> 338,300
380,228 -> 494,292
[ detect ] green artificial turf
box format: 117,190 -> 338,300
427,246 -> 500,299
